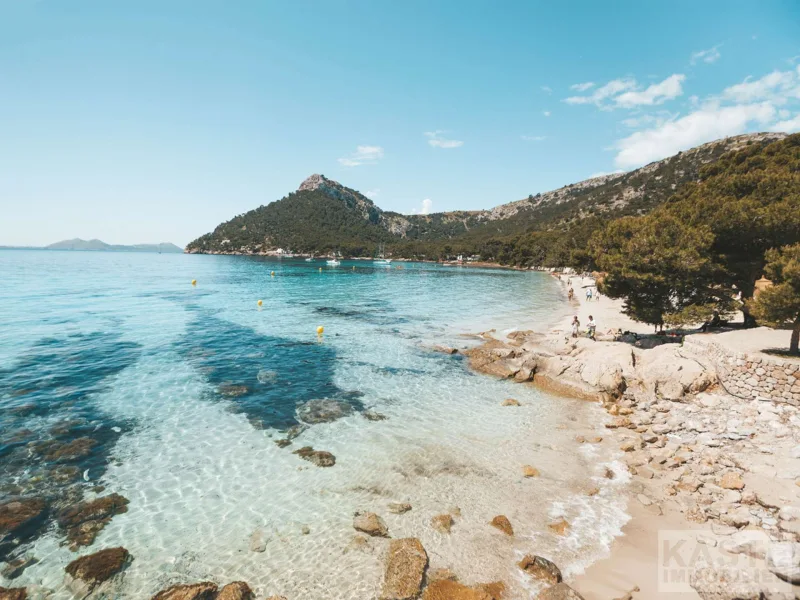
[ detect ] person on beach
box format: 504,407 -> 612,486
595,290 -> 601,302
571,316 -> 580,338
587,315 -> 597,340
586,288 -> 592,301
568,287 -> 574,300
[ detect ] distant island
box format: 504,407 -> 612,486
0,239 -> 184,253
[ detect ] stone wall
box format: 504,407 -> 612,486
683,336 -> 800,405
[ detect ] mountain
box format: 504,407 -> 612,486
46,239 -> 184,253
186,132 -> 789,259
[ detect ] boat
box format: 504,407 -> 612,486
326,258 -> 340,266
305,257 -> 313,262
373,243 -> 392,265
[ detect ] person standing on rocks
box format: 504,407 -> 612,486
587,315 -> 597,341
571,316 -> 580,339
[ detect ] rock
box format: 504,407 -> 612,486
0,498 -> 47,560
388,503 -> 412,514
501,399 -> 520,407
363,410 -> 388,421
421,580 -> 496,600
522,465 -> 540,478
620,440 -> 637,452
690,564 -> 771,600
779,506 -> 800,522
292,446 -> 336,467
1,556 -> 37,580
537,583 -> 585,600
300,525 -> 310,535
431,514 -> 454,534
474,582 -> 505,600
354,512 -> 389,538
296,399 -> 353,424
605,417 -> 631,429
218,384 -> 248,397
489,515 -> 513,536
587,487 -> 600,496
265,597 -> 287,600
274,438 -> 292,448
380,538 -> 428,600
637,494 -> 652,506
726,532 -> 767,560
432,346 -> 458,355
344,535 -> 372,554
518,555 -> 562,585
40,437 -> 97,462
151,582 -> 219,600
217,582 -> 254,600
719,472 -> 745,490
0,588 -> 27,600
548,518 -> 569,536
249,528 -> 267,552
65,547 -> 130,588
767,542 -> 800,584
427,568 -> 458,583
57,493 -> 130,549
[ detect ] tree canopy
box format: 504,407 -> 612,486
750,243 -> 800,354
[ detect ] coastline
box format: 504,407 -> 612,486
461,272 -> 800,599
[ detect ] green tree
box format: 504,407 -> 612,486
749,243 -> 800,354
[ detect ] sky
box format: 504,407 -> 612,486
1,1 -> 799,247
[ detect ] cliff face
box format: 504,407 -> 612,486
185,132 -> 788,255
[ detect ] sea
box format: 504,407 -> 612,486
0,250 -> 629,599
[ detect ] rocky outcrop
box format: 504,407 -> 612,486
57,493 -> 130,549
65,547 -> 130,588
151,582 -> 218,600
0,498 -> 47,560
421,580 -> 498,600
0,588 -> 27,600
1,556 -> 37,580
518,555 -> 562,585
216,582 -> 254,600
489,515 -> 513,536
380,538 -> 428,600
292,446 -> 336,467
353,512 -> 389,537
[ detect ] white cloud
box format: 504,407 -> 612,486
722,69 -> 799,104
364,189 -> 380,199
411,199 -> 433,215
614,101 -> 777,169
542,110 -> 551,117
621,112 -> 675,128
541,85 -> 553,94
570,82 -> 595,92
614,75 -> 686,108
771,113 -> 800,132
521,135 -> 546,141
337,145 -> 384,167
690,45 -> 722,65
565,75 -> 684,109
424,131 -> 464,148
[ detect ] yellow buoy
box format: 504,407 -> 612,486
317,326 -> 324,335
319,267 -> 322,272
271,271 -> 275,277
191,279 -> 197,286
257,299 -> 263,307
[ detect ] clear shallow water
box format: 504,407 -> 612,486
0,251 -> 628,599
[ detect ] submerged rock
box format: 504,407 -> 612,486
151,582 -> 219,600
38,437 -> 97,462
57,493 -> 130,549
421,580 -> 496,600
249,528 -> 267,553
431,514 -> 454,534
216,582 -> 254,600
65,547 -> 130,587
0,587 -> 27,600
519,555 -> 562,585
380,538 -> 428,600
501,399 -> 520,406
388,502 -> 412,514
547,518 -> 570,536
1,555 -> 37,580
293,446 -> 336,467
489,515 -> 514,536
217,384 -> 249,397
363,410 -> 388,422
537,583 -> 585,600
354,512 -> 389,537
0,498 -> 47,561
296,399 -> 353,424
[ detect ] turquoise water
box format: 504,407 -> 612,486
0,250 -> 628,599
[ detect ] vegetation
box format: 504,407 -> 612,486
750,244 -> 800,354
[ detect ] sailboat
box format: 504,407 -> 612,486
326,251 -> 341,266
373,243 -> 392,265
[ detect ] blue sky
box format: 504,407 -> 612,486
2,0 -> 799,246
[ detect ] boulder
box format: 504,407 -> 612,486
0,498 -> 47,560
388,503 -> 412,514
249,528 -> 267,552
537,584 -> 585,600
0,588 -> 27,600
522,465 -> 540,478
767,542 -> 800,584
353,512 -> 389,538
501,399 -> 520,407
638,345 -> 713,400
547,518 -> 570,536
57,493 -> 130,549
518,555 -> 562,585
65,547 -> 130,588
151,583 -> 219,600
380,538 -> 428,600
718,472 -> 745,490
296,399 -> 353,424
431,514 -> 454,534
421,580 -> 495,600
216,582 -> 254,600
489,515 -> 513,536
292,446 -> 336,467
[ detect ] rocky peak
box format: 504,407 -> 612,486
298,174 -> 332,192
